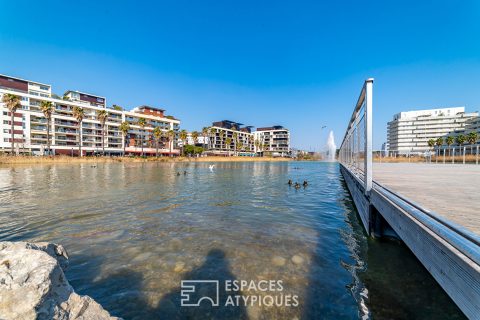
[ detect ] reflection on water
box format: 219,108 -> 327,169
0,162 -> 465,319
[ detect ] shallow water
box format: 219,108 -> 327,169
0,162 -> 465,319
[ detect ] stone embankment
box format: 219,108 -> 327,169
0,242 -> 120,320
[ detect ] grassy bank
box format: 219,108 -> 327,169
0,155 -> 292,165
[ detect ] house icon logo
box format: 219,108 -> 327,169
180,280 -> 220,307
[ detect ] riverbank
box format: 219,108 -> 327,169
0,155 -> 292,165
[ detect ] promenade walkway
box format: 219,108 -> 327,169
373,163 -> 480,235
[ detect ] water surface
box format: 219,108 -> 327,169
0,162 -> 465,319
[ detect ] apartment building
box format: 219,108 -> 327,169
254,126 -> 290,157
207,120 -> 255,156
0,74 -> 180,156
387,107 -> 478,155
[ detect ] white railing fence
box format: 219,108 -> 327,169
339,78 -> 374,194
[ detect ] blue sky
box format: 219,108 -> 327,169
1,0 -> 480,150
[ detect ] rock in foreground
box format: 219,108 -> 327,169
0,241 -> 120,320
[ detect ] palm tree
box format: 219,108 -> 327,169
219,130 -> 225,149
446,136 -> 454,156
225,137 -> 232,155
427,139 -> 435,150
72,106 -> 85,156
153,126 -> 162,157
254,139 -> 260,154
209,127 -> 216,149
179,129 -> 188,156
467,132 -> 478,155
2,94 -> 21,154
435,137 -> 443,158
137,117 -> 146,156
232,132 -> 238,156
119,121 -> 130,156
167,129 -> 175,156
191,131 -> 199,145
40,101 -> 54,155
455,134 -> 466,146
456,134 -> 467,159
97,110 -> 109,155
202,127 -> 209,149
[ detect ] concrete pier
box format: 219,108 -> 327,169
340,163 -> 480,320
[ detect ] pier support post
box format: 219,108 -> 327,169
364,79 -> 373,195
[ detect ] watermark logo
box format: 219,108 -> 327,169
180,279 -> 299,308
181,280 -> 220,307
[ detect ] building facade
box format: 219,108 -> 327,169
207,120 -> 255,156
387,107 -> 478,155
254,126 -> 290,157
0,74 -> 180,156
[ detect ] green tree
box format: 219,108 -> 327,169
202,127 -> 209,149
2,94 -> 21,154
97,110 -> 109,155
467,132 -> 478,155
191,131 -> 199,145
225,137 -> 232,154
232,132 -> 238,156
427,139 -> 435,149
446,136 -> 454,156
40,101 -> 54,155
137,118 -> 146,156
119,121 -> 130,156
167,129 -> 175,156
455,134 -> 466,146
218,130 -> 225,149
179,129 -> 188,156
72,106 -> 85,156
209,127 -> 216,149
112,104 -> 123,111
153,126 -> 163,157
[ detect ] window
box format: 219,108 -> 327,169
3,120 -> 9,124
40,85 -> 49,91
3,129 -> 8,133
3,111 -> 7,115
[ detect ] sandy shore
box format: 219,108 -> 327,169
0,155 -> 292,165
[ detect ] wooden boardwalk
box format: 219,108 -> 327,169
372,163 -> 480,235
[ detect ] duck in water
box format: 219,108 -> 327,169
176,172 -> 181,176
288,179 -> 293,186
294,182 -> 301,189
184,170 -> 187,175
303,180 -> 308,187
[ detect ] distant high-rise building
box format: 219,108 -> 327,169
387,107 -> 478,155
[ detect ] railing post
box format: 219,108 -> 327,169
476,145 -> 479,165
364,79 -> 373,194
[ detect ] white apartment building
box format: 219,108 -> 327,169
254,126 -> 290,157
387,107 -> 478,155
207,120 -> 255,156
178,133 -> 209,147
0,74 -> 180,156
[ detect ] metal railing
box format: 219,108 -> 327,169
339,78 -> 374,194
